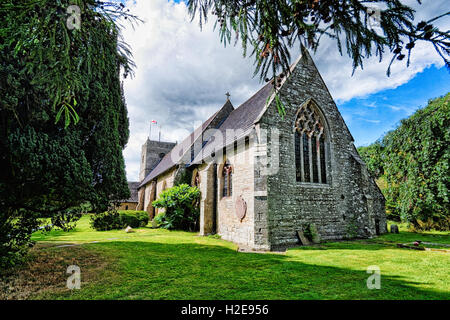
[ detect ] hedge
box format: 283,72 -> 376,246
90,210 -> 149,231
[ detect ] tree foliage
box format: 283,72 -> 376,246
358,94 -> 450,230
0,0 -> 135,269
152,184 -> 201,231
357,140 -> 385,179
188,0 -> 449,82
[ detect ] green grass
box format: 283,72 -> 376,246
26,216 -> 450,300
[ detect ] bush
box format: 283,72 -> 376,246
152,184 -> 200,231
90,210 -> 149,231
153,212 -> 166,228
119,210 -> 149,228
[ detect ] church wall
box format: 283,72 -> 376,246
197,164 -> 215,235
156,168 -> 176,197
116,202 -> 138,211
252,126 -> 271,250
140,168 -> 176,218
139,140 -> 176,181
209,141 -> 256,247
143,186 -> 150,212
258,54 -> 386,250
154,168 -> 176,215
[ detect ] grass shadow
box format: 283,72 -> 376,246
24,239 -> 450,300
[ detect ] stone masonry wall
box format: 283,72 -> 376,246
215,140 -> 255,247
139,139 -> 176,181
141,168 -> 176,217
258,53 -> 386,250
197,139 -> 256,246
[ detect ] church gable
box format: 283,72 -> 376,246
253,50 -> 386,249
257,50 -> 354,146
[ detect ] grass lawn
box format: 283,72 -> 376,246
2,215 -> 449,300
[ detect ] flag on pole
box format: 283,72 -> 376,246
149,120 -> 157,139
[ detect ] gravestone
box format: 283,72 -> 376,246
390,224 -> 399,234
296,230 -> 310,246
310,224 -> 321,244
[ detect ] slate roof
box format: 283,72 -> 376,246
138,108 -> 222,188
122,181 -> 139,203
191,81 -> 274,164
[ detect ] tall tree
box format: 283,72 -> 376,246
0,0 -> 136,269
357,141 -> 385,179
359,94 -> 449,229
382,94 -> 449,230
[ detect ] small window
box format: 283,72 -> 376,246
193,171 -> 200,187
222,162 -> 233,197
125,205 -> 128,210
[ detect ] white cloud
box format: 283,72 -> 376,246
359,118 -> 381,124
312,0 -> 448,103
120,0 -> 448,181
121,0 -> 261,180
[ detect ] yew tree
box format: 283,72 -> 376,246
0,0 -> 136,268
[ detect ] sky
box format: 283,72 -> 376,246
120,0 -> 450,181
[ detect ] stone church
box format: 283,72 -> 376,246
134,51 -> 387,251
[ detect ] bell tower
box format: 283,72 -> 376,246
139,139 -> 176,182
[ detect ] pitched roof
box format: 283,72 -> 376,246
121,181 -> 139,203
138,100 -> 234,188
191,81 -> 274,164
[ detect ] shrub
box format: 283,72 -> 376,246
153,212 -> 166,228
152,184 -> 200,231
90,210 -> 148,231
118,210 -> 149,228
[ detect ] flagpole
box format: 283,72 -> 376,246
149,122 -> 152,140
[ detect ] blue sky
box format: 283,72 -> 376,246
338,65 -> 450,146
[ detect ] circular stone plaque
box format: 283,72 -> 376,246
235,195 -> 247,221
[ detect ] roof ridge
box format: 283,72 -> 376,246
138,99 -> 234,188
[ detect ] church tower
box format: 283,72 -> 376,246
139,139 -> 176,182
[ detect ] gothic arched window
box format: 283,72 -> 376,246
294,100 -> 328,184
222,162 -> 233,197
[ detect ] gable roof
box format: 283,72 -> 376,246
138,100 -> 234,188
120,181 -> 139,203
191,81 -> 274,164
